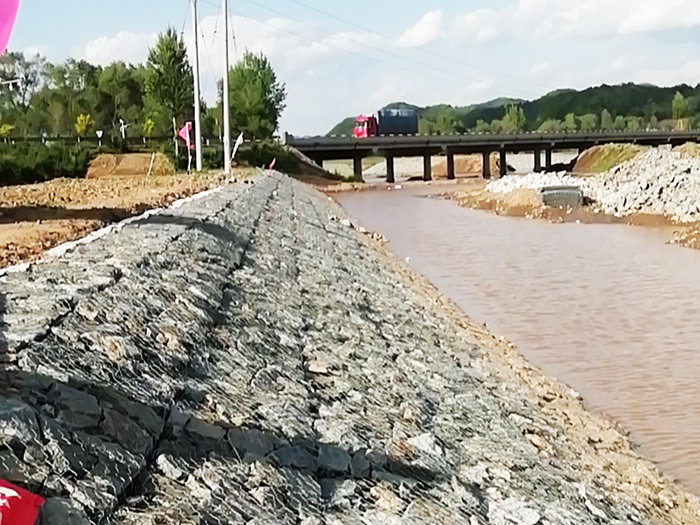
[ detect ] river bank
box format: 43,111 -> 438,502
1,173 -> 698,522
449,145 -> 700,250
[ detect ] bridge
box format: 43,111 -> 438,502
284,131 -> 700,182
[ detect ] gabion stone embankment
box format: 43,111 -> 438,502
0,173 -> 698,524
486,147 -> 700,223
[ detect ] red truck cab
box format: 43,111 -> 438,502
353,115 -> 378,138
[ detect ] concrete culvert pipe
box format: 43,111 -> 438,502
538,186 -> 584,207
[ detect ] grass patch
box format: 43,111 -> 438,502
573,144 -> 645,173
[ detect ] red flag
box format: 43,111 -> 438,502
177,122 -> 193,150
269,158 -> 277,170
0,479 -> 44,525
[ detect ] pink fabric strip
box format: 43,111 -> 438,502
0,0 -> 20,56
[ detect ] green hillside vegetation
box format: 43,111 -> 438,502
328,83 -> 700,135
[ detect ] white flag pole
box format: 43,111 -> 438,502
222,0 -> 232,174
191,0 -> 203,172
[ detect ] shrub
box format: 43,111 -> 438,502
0,143 -> 97,186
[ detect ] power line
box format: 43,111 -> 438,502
199,0 -> 487,90
218,0 -> 517,94
235,0 -> 532,91
284,0 -> 550,98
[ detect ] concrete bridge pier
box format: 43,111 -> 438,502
446,152 -> 455,180
499,148 -> 507,177
386,154 -> 395,184
482,151 -> 491,179
423,154 -> 432,181
545,148 -> 553,171
352,155 -> 363,182
534,149 -> 542,172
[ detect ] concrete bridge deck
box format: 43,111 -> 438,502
286,131 -> 700,182
0,174 -> 698,523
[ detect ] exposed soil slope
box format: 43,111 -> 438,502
0,169 -> 246,268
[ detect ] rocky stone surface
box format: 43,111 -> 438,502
486,147 -> 700,222
0,173 -> 698,523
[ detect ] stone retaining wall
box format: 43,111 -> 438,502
0,174 -> 698,524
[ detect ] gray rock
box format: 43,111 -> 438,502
49,385 -> 101,430
317,443 -> 351,474
101,408 -> 153,454
350,448 -> 371,478
273,444 -> 317,472
228,427 -> 275,457
185,417 -> 227,442
0,398 -> 41,442
156,454 -> 186,481
38,498 -> 90,525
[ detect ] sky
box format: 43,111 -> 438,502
7,0 -> 700,135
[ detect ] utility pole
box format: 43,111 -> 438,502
191,0 -> 203,172
222,0 -> 232,174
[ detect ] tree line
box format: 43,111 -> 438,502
0,28 -> 286,144
329,83 -> 700,136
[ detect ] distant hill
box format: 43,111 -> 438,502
327,83 -> 700,135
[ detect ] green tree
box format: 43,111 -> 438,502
537,119 -> 561,133
143,116 -> 155,140
74,113 -> 94,140
672,91 -> 689,130
490,119 -> 504,134
578,113 -> 598,131
31,59 -> 103,135
613,115 -> 626,131
434,108 -> 461,134
0,123 -> 14,140
145,27 -> 194,136
226,50 -> 287,139
626,117 -> 642,132
561,113 -> 578,132
649,114 -> 659,130
474,119 -> 490,133
99,62 -> 144,139
419,118 -> 435,135
600,109 -> 613,131
502,104 -> 526,133
672,91 -> 689,120
0,52 -> 47,111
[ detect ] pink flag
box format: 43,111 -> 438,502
177,122 -> 193,150
0,0 -> 20,56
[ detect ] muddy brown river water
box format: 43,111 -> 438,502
337,185 -> 700,494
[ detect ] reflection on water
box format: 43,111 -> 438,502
338,187 -> 700,493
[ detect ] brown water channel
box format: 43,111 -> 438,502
337,186 -> 700,494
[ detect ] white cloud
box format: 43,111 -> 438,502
452,0 -> 700,42
398,10 -> 444,48
632,58 -> 700,86
529,61 -> 551,76
456,8 -> 501,43
82,30 -> 158,65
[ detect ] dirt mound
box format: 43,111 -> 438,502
87,153 -> 175,178
573,144 -> 645,173
456,185 -> 547,218
432,154 -> 502,177
673,142 -> 700,158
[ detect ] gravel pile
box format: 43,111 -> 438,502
486,148 -> 700,222
0,173 -> 698,523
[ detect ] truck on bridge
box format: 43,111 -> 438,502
353,108 -> 419,138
